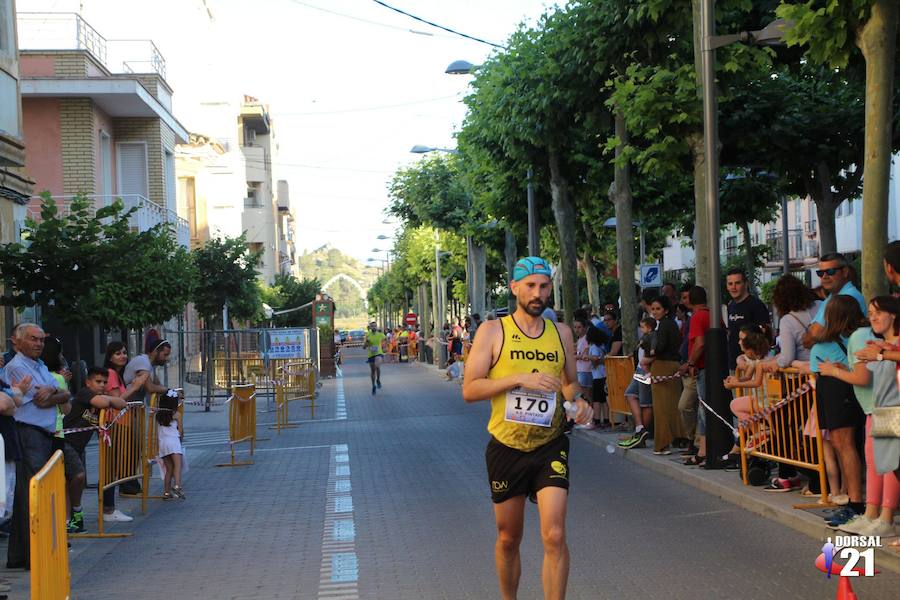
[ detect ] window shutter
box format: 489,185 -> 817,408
117,142 -> 148,198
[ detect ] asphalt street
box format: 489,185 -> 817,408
13,347 -> 900,599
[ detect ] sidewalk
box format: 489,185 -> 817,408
573,425 -> 900,576
411,359 -> 900,576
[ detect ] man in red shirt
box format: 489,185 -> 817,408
678,286 -> 710,466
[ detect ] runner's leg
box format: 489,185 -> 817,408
536,486 -> 569,600
493,495 -> 525,600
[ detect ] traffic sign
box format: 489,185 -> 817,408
405,312 -> 417,326
640,264 -> 662,288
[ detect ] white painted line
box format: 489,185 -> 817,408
215,444 -> 332,455
318,444 -> 359,598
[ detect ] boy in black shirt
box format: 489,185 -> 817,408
62,367 -> 126,533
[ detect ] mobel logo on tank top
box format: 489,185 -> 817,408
509,349 -> 560,362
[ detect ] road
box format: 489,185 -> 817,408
36,347 -> 900,599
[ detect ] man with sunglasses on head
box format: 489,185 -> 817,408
803,253 -> 867,347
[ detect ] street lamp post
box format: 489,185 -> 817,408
604,217 -> 645,269
699,5 -> 788,468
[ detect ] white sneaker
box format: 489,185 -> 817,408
866,519 -> 897,538
103,509 -> 133,523
839,514 -> 875,534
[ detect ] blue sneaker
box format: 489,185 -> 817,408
827,507 -> 859,529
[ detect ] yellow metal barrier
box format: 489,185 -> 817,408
212,356 -> 314,389
271,364 -> 317,433
604,356 -> 635,421
29,450 -> 71,600
73,402 -> 146,538
142,393 -> 185,502
737,368 -> 828,506
217,384 -> 257,467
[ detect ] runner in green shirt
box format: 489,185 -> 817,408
365,321 -> 386,395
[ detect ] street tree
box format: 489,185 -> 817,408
191,234 -> 262,327
259,275 -> 322,327
777,0 -> 899,297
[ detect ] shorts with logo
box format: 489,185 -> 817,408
485,434 -> 569,504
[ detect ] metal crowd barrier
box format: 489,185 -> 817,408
604,355 -> 635,422
29,450 -> 71,600
271,363 -> 317,433
737,368 -> 828,506
73,402 -> 146,538
217,384 -> 257,467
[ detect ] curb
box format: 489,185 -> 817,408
576,429 -> 900,576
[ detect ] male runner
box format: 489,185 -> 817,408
462,256 -> 592,600
364,321 -> 386,395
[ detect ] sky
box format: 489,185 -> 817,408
19,0 -> 559,264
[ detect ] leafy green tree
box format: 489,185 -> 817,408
92,225 -> 196,330
777,0 -> 899,297
191,234 -> 262,327
259,275 -> 321,327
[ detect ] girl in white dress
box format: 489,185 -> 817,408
157,390 -> 185,500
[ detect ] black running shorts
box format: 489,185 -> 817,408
485,434 -> 569,504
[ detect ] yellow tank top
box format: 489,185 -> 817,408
488,315 -> 566,451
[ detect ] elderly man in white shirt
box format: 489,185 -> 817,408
3,323 -> 71,570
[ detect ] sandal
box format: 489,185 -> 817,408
684,455 -> 706,466
172,486 -> 186,499
163,492 -> 174,500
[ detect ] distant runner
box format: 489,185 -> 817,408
365,321 -> 386,395
462,256 -> 591,600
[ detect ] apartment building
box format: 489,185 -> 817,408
663,173 -> 900,287
276,179 -> 298,278
13,11 -> 191,363
0,0 -> 34,341
176,96 -> 287,284
16,12 -> 189,246
239,97 -> 280,284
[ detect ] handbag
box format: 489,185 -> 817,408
872,406 -> 900,437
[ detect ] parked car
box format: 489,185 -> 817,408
347,330 -> 366,346
339,330 -> 349,344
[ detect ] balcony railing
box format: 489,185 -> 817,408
17,13 -> 167,78
25,195 -> 189,248
765,228 -> 804,263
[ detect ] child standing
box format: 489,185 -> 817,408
618,317 -> 657,449
587,325 -> 610,428
157,390 -> 185,500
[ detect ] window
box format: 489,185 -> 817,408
847,199 -> 854,215
0,0 -> 13,58
245,182 -> 262,208
99,132 -> 113,201
116,142 -> 149,199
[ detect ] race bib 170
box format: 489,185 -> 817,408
504,387 -> 557,427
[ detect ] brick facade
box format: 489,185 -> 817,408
60,98 -> 97,195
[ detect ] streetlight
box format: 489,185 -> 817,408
604,217 -> 645,271
410,145 -> 459,155
446,59 -> 537,255
700,7 -> 789,468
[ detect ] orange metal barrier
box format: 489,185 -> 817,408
604,356 -> 635,421
217,384 -> 257,467
737,368 -> 828,505
29,450 -> 71,600
73,402 -> 146,539
271,364 -> 317,433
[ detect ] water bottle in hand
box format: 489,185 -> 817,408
563,401 -> 578,420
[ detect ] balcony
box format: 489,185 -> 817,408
17,12 -> 167,78
765,228 -> 804,264
25,195 -> 190,248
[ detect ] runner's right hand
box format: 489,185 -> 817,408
517,372 -> 562,393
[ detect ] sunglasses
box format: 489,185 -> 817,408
815,267 -> 845,277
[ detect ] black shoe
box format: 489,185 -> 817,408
372,385 -> 376,396
377,379 -> 382,389
563,420 -> 574,435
